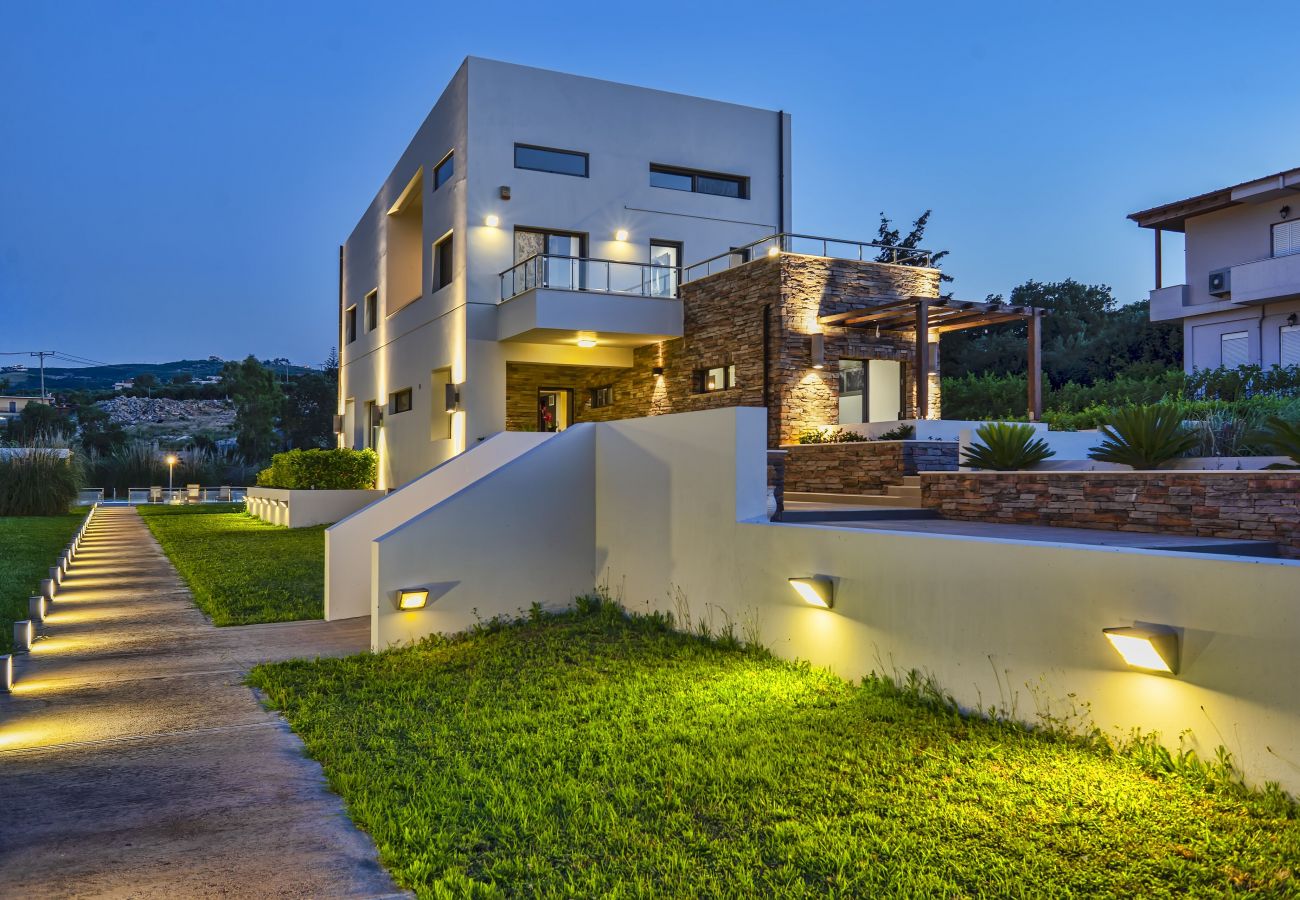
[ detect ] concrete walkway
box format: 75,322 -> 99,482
0,506 -> 403,898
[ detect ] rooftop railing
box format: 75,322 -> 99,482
682,233 -> 936,283
500,254 -> 681,302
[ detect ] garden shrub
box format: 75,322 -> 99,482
1254,416 -> 1300,467
794,428 -> 869,444
256,448 -> 378,490
960,423 -> 1054,471
0,448 -> 83,515
1088,405 -> 1198,469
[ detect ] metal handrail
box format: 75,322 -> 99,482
499,253 -> 681,301
681,232 -> 936,283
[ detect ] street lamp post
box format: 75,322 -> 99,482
165,454 -> 177,501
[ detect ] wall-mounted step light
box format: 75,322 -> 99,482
395,588 -> 430,611
1103,624 -> 1180,675
789,576 -> 834,609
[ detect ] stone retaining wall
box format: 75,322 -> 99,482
921,471 -> 1300,558
783,440 -> 958,494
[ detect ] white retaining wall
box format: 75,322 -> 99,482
325,432 -> 552,620
369,407 -> 1300,792
246,487 -> 385,529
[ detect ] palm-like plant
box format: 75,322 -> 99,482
961,422 -> 1055,471
1088,405 -> 1198,469
1253,416 -> 1300,468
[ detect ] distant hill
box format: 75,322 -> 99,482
0,358 -> 316,394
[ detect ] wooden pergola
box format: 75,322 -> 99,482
819,296 -> 1050,420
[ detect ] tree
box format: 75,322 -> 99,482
170,372 -> 193,385
940,280 -> 1182,385
133,373 -> 159,395
282,372 -> 336,449
220,356 -> 283,462
74,402 -> 127,455
5,402 -> 74,443
874,210 -> 953,292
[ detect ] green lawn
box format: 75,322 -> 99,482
138,504 -> 324,625
250,603 -> 1299,898
0,512 -> 83,654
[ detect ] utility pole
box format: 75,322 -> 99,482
30,350 -> 55,400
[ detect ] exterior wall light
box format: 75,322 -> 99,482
29,595 -> 46,623
652,366 -> 665,377
577,336 -> 598,348
614,229 -> 629,242
485,214 -> 500,227
1103,625 -> 1180,675
13,620 -> 33,652
810,333 -> 825,369
395,588 -> 430,611
444,383 -> 461,413
1,654 -> 11,693
789,576 -> 834,609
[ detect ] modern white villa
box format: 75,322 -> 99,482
1131,166 -> 1300,372
336,57 -> 1048,490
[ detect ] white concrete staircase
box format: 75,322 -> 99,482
783,477 -> 935,522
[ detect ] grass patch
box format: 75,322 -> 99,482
250,603 -> 1299,897
138,504 -> 323,625
0,512 -> 82,654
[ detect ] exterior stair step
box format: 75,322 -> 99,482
780,501 -> 939,523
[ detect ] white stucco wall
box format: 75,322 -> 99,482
369,407 -> 1300,792
325,431 -> 551,620
245,487 -> 385,528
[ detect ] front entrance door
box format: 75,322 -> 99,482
537,388 -> 573,432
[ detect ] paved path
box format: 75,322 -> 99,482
0,506 -> 403,898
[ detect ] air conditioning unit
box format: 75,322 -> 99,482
1208,267 -> 1232,298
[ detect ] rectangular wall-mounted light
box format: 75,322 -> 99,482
444,383 -> 461,414
395,588 -> 430,611
810,333 -> 825,370
789,576 -> 834,609
1103,624 -> 1180,675
13,620 -> 33,652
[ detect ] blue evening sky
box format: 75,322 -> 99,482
2,0 -> 1296,366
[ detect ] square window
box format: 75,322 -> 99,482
590,385 -> 614,408
434,152 -> 454,190
389,388 -> 413,415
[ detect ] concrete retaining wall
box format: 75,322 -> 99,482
245,487 -> 385,529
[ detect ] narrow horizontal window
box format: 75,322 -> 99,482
434,152 -> 454,190
696,364 -> 737,393
650,164 -> 748,199
514,144 -> 588,178
389,388 -> 413,414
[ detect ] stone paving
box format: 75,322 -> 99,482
0,505 -> 404,898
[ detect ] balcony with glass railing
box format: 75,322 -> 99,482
500,254 -> 680,302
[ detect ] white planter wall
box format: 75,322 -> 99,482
245,487 -> 385,529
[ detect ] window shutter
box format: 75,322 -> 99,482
1221,331 -> 1249,368
1281,325 -> 1300,367
1274,220 -> 1300,258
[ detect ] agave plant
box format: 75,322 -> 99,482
1253,416 -> 1300,468
1088,405 -> 1198,469
961,422 -> 1055,471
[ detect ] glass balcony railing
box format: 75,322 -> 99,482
500,254 -> 680,302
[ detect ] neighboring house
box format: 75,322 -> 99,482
0,395 -> 49,427
1130,167 -> 1300,373
340,57 -> 1042,489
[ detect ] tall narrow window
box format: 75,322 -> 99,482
649,241 -> 681,297
364,290 -> 378,332
1281,324 -> 1300,366
1221,331 -> 1249,368
345,306 -> 357,343
434,234 -> 454,291
433,152 -> 454,190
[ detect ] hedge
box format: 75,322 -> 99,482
256,448 -> 378,490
